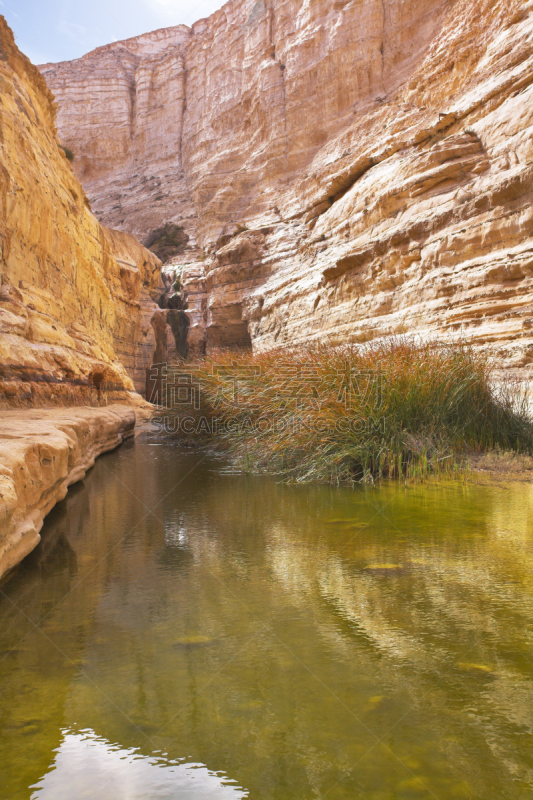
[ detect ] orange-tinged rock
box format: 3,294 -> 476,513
0,405 -> 142,580
0,17 -> 163,406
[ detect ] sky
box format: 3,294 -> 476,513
1,0 -> 226,65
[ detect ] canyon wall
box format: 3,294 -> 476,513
40,27 -> 198,252
41,0 -> 533,375
0,17 -> 163,407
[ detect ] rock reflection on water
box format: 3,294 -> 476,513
0,436 -> 531,800
31,729 -> 247,799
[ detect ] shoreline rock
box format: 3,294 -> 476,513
0,405 -> 146,581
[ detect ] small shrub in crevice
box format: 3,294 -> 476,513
144,223 -> 189,263
60,144 -> 74,162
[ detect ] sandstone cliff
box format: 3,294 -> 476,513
41,0 -> 533,375
0,405 -> 137,580
0,17 -> 163,407
40,27 -> 197,253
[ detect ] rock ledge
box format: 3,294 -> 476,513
0,405 -> 141,580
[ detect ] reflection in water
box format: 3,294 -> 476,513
0,435 -> 531,799
31,729 -> 246,799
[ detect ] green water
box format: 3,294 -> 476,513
0,434 -> 532,800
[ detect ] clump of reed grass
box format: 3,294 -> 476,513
160,339 -> 533,483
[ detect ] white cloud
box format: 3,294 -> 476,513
57,19 -> 88,40
4,1 -> 20,19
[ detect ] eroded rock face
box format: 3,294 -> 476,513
41,0 -> 533,375
0,17 -> 164,406
0,405 -> 138,580
40,26 -> 198,251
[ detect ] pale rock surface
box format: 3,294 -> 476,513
42,0 -> 533,375
0,20 -> 165,576
0,405 -> 142,580
0,17 -> 164,405
40,27 -> 198,252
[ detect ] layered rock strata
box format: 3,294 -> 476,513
0,19 -> 169,575
40,27 -> 198,252
0,405 -> 139,580
0,17 -> 163,406
42,0 -> 533,375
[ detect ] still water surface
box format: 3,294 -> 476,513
0,434 -> 532,799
